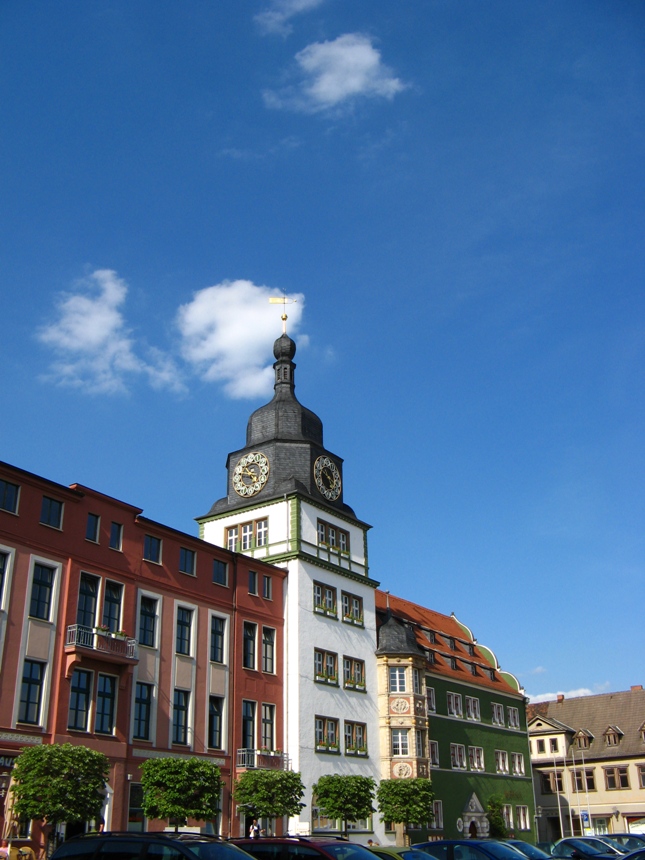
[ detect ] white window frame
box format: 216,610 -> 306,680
469,746 -> 485,771
512,752 -> 525,775
492,702 -> 505,725
426,684 -> 436,712
429,740 -> 439,767
389,666 -> 406,693
430,800 -> 443,830
392,728 -> 409,756
450,743 -> 466,769
516,805 -> 530,831
447,691 -> 463,717
495,749 -> 509,773
508,706 -> 520,728
466,695 -> 480,721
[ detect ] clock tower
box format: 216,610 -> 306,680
197,331 -> 382,838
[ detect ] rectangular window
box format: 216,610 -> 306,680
469,746 -> 485,771
540,771 -> 563,794
261,703 -> 275,750
179,548 -> 196,576
343,657 -> 365,689
430,801 -> 443,831
143,535 -> 162,564
429,740 -> 439,767
313,582 -> 337,615
68,669 -> 92,731
450,743 -> 467,769
317,520 -> 350,552
638,766 -> 645,789
249,570 -> 258,595
176,607 -> 193,655
241,523 -> 253,551
0,552 -> 7,604
516,806 -> 530,831
243,621 -> 257,669
172,689 -> 190,744
227,527 -> 237,552
447,691 -> 463,717
315,716 -> 339,751
85,513 -> 100,542
537,738 -> 546,753
77,573 -> 99,628
314,649 -> 338,683
139,596 -> 157,647
262,575 -> 272,599
415,729 -> 425,758
503,805 -> 513,831
426,684 -> 436,712
345,721 -> 367,754
262,627 -> 275,673
95,674 -> 116,734
550,737 -> 559,753
102,581 -> 123,632
466,696 -> 481,720
242,700 -> 256,749
0,479 -> 19,513
495,749 -> 509,773
413,668 -> 421,694
572,769 -> 596,791
341,591 -> 363,624
40,496 -> 63,528
109,522 -> 123,551
208,696 -> 223,749
30,563 -> 55,620
133,682 -> 153,740
210,616 -> 225,663
492,702 -> 505,725
213,559 -> 228,586
508,706 -> 520,728
512,752 -> 525,775
605,767 -> 630,790
392,728 -> 409,756
256,519 -> 268,547
18,660 -> 45,724
389,666 -> 406,692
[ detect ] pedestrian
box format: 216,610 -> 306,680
249,820 -> 261,839
0,840 -> 10,860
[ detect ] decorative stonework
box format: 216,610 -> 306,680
391,697 -> 410,714
393,762 -> 412,778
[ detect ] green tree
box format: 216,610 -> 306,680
140,757 -> 223,831
233,770 -> 305,829
312,775 -> 375,838
486,794 -> 509,838
11,743 -> 109,849
376,778 -> 435,846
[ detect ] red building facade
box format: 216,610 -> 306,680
0,460 -> 287,847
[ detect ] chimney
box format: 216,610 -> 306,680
631,685 -> 643,692
557,694 -> 565,703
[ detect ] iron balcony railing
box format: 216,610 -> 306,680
236,749 -> 289,770
66,624 -> 138,660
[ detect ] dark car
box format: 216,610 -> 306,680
551,838 -> 618,860
620,851 -> 645,860
504,841 -> 552,860
606,841 -> 645,854
51,832 -> 254,860
412,840 -> 533,860
231,837 -> 378,860
368,847 -> 431,860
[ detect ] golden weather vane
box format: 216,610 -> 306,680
269,295 -> 297,335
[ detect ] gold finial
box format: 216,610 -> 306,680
269,295 -> 297,335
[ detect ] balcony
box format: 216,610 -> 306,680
65,624 -> 138,664
236,749 -> 289,771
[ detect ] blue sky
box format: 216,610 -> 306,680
1,0 -> 643,702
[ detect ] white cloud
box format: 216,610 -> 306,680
37,270 -> 185,395
254,0 -> 325,36
528,683 -> 612,703
264,33 -> 407,114
176,279 -> 305,399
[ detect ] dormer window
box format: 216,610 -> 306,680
640,722 -> 645,743
574,730 -> 592,750
604,726 -> 623,747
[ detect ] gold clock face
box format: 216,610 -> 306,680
314,455 -> 341,501
233,452 -> 270,497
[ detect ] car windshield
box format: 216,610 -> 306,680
566,842 -> 607,855
481,846 -> 532,860
321,846 -> 381,860
509,845 -> 550,860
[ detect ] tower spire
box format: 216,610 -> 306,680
269,295 -> 297,336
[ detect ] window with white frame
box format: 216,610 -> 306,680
536,738 -> 546,753
512,752 -> 525,775
344,721 -> 367,755
415,729 -> 425,758
343,657 -> 365,689
392,728 -> 409,756
430,800 -> 443,830
502,805 -> 513,830
18,660 -> 46,724
516,806 -> 530,831
550,737 -> 559,753
0,479 -> 19,513
447,691 -> 463,717
261,703 -> 275,750
429,740 -> 439,767
389,666 -> 406,693
139,595 -> 158,647
176,607 -> 193,656
68,669 -> 92,731
315,716 -> 339,751
492,702 -> 505,725
468,746 -> 485,771
466,696 -> 480,720
341,591 -> 363,625
143,535 -> 162,564
413,668 -> 421,694
317,520 -> 350,552
95,674 -> 117,735
179,547 -> 196,576
227,519 -> 268,552
450,743 -> 466,769
256,519 -> 268,547
262,574 -> 272,599
426,683 -> 436,712
314,649 -> 338,684
40,495 -> 63,529
495,749 -> 509,773
30,563 -> 56,620
313,581 -> 337,616
508,706 -> 520,728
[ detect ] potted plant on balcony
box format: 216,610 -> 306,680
95,624 -> 111,636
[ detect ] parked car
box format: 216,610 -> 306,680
367,847 -> 431,860
231,836 -> 378,860
503,841 -> 552,860
551,838 -> 618,860
605,841 -> 645,854
51,832 -> 254,860
619,851 -> 645,860
412,840 -> 532,860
